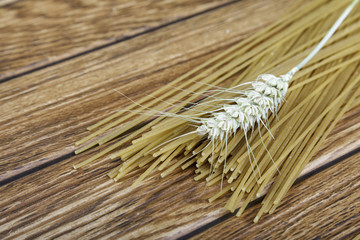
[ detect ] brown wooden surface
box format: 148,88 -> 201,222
0,0 -> 359,239
0,0 -> 235,81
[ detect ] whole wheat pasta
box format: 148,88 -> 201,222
74,0 -> 360,222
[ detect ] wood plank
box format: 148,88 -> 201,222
0,0 -> 297,181
0,0 -> 233,81
190,151 -> 360,240
0,106 -> 358,239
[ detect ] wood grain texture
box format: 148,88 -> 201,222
0,0 -> 296,182
0,0 -> 21,7
1,0 -> 359,239
0,0 -> 232,80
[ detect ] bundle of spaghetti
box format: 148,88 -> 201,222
74,0 -> 360,222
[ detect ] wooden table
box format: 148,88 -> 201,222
1,0 -> 359,239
